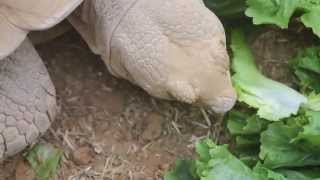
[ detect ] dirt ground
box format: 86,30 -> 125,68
0,29 -> 218,180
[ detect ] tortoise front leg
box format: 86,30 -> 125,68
0,39 -> 56,158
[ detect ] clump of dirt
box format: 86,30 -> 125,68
0,29 -> 214,179
251,28 -> 316,85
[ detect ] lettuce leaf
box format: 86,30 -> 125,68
245,0 -> 320,37
231,29 -> 307,121
164,138 -> 320,180
278,169 -> 320,180
195,139 -> 255,180
227,111 -> 268,136
260,111 -> 320,168
260,122 -> 319,168
164,160 -> 196,180
227,110 -> 269,166
253,163 -> 287,180
26,144 -> 63,180
291,47 -> 320,93
304,92 -> 320,111
164,139 -> 257,180
292,110 -> 320,151
290,47 -> 320,112
227,108 -> 320,169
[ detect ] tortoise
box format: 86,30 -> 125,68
0,0 -> 236,158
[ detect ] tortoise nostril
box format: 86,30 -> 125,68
167,81 -> 197,104
220,88 -> 237,101
210,96 -> 237,114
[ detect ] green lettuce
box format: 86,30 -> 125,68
292,110 -> 320,151
253,163 -> 287,180
260,110 -> 320,168
164,160 -> 196,180
227,110 -> 268,166
304,92 -> 320,111
227,111 -> 268,136
291,47 -> 320,93
195,139 -> 255,179
164,139 -> 257,180
226,108 -> 320,169
278,169 -> 320,180
245,0 -> 320,37
26,144 -> 64,180
231,29 -> 307,121
290,47 -> 320,111
164,139 -> 320,180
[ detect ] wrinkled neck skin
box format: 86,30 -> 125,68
68,0 -> 137,64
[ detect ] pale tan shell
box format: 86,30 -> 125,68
0,0 -> 83,59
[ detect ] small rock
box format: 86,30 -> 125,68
15,159 -> 36,180
141,113 -> 163,141
72,146 -> 95,165
93,143 -> 103,154
114,175 -> 126,180
159,163 -> 170,171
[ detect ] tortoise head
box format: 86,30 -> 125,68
105,0 -> 237,113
